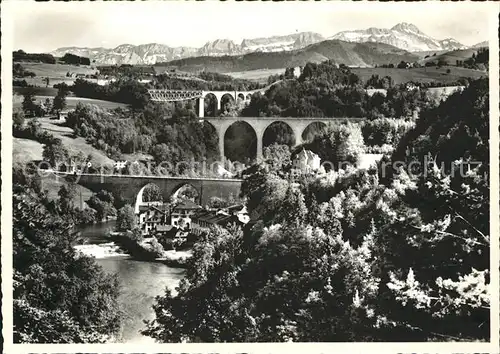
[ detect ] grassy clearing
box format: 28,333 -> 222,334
419,48 -> 482,65
17,62 -> 97,78
14,118 -> 108,206
226,68 -> 286,83
38,117 -> 116,166
13,137 -> 44,163
15,62 -> 98,88
39,173 -> 94,208
13,95 -> 128,111
13,117 -> 115,167
351,66 -> 487,85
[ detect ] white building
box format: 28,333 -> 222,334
293,149 -> 321,173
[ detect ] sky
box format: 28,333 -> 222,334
9,1 -> 493,53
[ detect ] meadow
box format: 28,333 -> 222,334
351,66 -> 487,85
13,95 -> 128,111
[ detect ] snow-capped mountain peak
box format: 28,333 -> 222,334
330,22 -> 464,52
50,32 -> 325,65
391,22 -> 424,36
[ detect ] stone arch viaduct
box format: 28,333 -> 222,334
202,117 -> 363,161
148,81 -> 364,161
58,172 -> 242,208
148,80 -> 284,118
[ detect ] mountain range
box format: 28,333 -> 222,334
329,22 -> 466,52
50,32 -> 326,65
159,41 -> 419,73
49,23 -> 487,66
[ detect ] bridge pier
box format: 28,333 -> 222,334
198,97 -> 204,118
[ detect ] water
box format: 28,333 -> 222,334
77,221 -> 185,343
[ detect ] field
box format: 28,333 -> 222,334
226,65 -> 486,85
13,137 -> 44,163
13,136 -> 94,207
226,68 -> 286,83
419,48 -> 483,66
13,95 -> 128,111
40,174 -> 94,209
14,62 -> 99,88
14,117 -> 115,167
351,66 -> 487,85
411,50 -> 448,59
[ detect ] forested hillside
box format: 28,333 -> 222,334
143,78 -> 489,342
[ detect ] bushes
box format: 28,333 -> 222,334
361,118 -> 415,147
304,123 -> 365,168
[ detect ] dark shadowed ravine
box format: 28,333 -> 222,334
77,221 -> 185,343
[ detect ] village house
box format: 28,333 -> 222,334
292,149 -> 321,173
293,66 -> 302,78
137,203 -> 170,235
190,204 -> 250,236
170,199 -> 202,230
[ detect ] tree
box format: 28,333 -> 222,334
22,91 -> 38,117
142,184 -> 163,202
305,123 -> 365,169
208,196 -> 229,209
58,182 -> 77,212
397,61 -> 408,69
43,98 -> 52,115
263,143 -> 292,170
87,191 -> 116,221
377,78 -> 490,340
13,175 -> 122,343
117,204 -> 136,231
42,140 -> 69,168
53,84 -> 69,115
13,110 -> 25,134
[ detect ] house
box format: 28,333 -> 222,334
170,199 -> 202,230
293,149 -> 321,173
293,66 -> 302,78
405,83 -> 419,91
190,210 -> 238,236
190,204 -> 250,235
137,203 -> 170,235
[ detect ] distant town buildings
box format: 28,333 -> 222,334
135,199 -> 249,239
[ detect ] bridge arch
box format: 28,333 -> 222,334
237,93 -> 245,101
302,121 -> 328,143
203,92 -> 218,117
223,120 -> 257,164
220,93 -> 235,114
170,183 -> 200,204
262,121 -> 297,148
134,182 -> 164,214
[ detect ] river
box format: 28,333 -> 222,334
76,221 -> 185,343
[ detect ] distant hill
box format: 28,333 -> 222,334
158,40 -> 419,73
472,40 -> 488,48
420,48 -> 488,68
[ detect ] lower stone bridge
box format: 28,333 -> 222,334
58,172 -> 243,209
